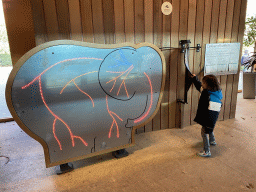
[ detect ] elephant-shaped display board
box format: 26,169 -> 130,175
6,40 -> 166,167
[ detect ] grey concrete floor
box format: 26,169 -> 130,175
1,93 -> 256,192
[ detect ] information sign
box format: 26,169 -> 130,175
204,43 -> 240,75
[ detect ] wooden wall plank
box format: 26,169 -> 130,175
114,0 -> 125,43
91,0 -> 105,44
55,0 -> 70,40
153,0 -> 163,47
200,0 -> 213,73
152,0 -> 162,131
169,0 -> 180,128
217,0 -> 228,44
196,0 -> 212,124
80,0 -> 94,43
103,0 -> 115,44
124,0 -> 135,43
68,0 -> 83,41
229,0 -> 242,119
134,0 -> 145,44
217,0 -> 228,121
30,0 -> 48,45
134,0 -> 145,134
161,0 -> 172,129
190,0 -> 204,124
223,0 -> 235,120
42,0 -> 59,41
2,0 -> 36,65
184,0 -> 196,126
223,0 -> 235,44
144,0 -> 154,43
144,0 -> 153,132
176,0 -> 189,128
209,0 -> 221,44
230,0 -> 247,118
207,0 -> 221,124
191,0 -> 212,126
178,0 -> 188,39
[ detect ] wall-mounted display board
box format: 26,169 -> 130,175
204,43 -> 240,75
6,40 -> 166,168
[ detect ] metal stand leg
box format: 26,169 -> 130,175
57,163 -> 74,175
112,149 -> 129,158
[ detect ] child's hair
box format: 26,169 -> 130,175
202,75 -> 221,92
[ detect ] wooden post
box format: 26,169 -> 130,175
2,0 -> 36,65
175,51 -> 185,128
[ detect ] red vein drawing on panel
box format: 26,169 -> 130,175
21,57 -> 102,150
22,57 -> 102,90
39,77 -> 88,150
106,65 -> 134,98
106,95 -> 123,138
134,72 -> 153,123
60,71 -> 97,107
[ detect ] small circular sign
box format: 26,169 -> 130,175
161,2 -> 172,15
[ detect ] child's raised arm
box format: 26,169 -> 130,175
192,74 -> 202,92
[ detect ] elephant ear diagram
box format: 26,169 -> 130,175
6,40 -> 166,168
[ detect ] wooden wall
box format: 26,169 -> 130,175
3,0 -> 247,131
2,0 -> 36,65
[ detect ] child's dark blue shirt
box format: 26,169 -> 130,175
192,76 -> 223,129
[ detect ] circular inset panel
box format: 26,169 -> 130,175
161,2 -> 172,15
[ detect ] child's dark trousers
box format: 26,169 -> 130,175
201,126 -> 215,152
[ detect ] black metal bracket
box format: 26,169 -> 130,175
177,99 -> 187,104
56,163 -> 74,175
160,41 -> 201,52
177,40 -> 201,104
195,44 -> 202,52
180,40 -> 191,53
179,40 -> 201,53
159,40 -> 202,104
112,149 -> 129,158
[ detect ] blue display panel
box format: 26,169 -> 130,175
6,41 -> 165,167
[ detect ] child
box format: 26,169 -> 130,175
192,74 -> 223,157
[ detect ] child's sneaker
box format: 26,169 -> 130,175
197,151 -> 211,157
210,141 -> 217,146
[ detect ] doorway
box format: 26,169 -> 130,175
0,0 -> 13,121
239,0 -> 256,98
